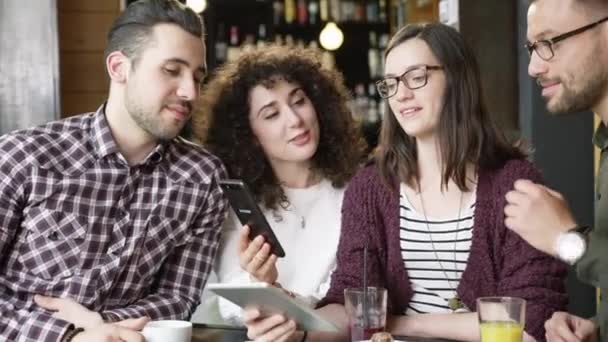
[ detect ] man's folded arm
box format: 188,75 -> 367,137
0,309 -> 72,342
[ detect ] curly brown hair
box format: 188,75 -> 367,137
192,45 -> 367,210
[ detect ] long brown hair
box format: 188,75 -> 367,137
376,23 -> 526,192
193,45 -> 366,210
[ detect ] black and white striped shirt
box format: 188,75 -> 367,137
399,183 -> 476,314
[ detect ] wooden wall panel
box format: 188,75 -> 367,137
61,92 -> 108,117
58,0 -> 120,12
58,12 -> 116,52
58,1 -> 120,117
408,0 -> 439,23
60,52 -> 108,92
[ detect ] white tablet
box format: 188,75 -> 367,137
207,282 -> 340,332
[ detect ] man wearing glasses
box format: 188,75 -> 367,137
504,0 -> 608,341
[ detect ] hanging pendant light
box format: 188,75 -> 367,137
319,21 -> 344,51
186,0 -> 207,13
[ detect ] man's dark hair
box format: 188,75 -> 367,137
104,0 -> 204,68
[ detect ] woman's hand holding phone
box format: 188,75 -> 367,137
238,225 -> 279,284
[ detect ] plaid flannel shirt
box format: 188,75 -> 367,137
0,107 -> 227,341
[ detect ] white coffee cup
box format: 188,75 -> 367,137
141,320 -> 192,342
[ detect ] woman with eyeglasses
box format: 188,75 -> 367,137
243,23 -> 567,342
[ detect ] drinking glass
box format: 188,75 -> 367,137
477,297 -> 526,342
344,287 -> 387,342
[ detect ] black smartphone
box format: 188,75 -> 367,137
219,179 -> 286,258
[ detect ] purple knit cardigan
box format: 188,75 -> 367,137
317,159 -> 568,341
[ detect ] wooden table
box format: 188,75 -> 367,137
192,324 -> 248,341
191,324 -> 457,341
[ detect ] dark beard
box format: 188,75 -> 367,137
550,77 -> 606,114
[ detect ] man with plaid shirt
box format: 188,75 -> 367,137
0,1 -> 228,341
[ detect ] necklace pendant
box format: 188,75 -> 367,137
300,216 -> 306,229
448,297 -> 463,311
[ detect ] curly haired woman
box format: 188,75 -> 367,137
192,44 -> 366,326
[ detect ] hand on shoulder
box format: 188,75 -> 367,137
504,179 -> 577,256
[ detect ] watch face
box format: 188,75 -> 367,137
558,232 -> 586,264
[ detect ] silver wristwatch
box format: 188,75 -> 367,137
555,226 -> 590,265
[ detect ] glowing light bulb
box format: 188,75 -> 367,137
319,22 -> 344,51
186,0 -> 207,13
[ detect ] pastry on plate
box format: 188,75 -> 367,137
370,331 -> 393,342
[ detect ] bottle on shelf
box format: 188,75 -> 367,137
321,49 -> 335,68
308,40 -> 321,51
341,1 -> 354,21
379,0 -> 387,23
368,31 -> 381,79
214,22 -> 227,64
379,33 -> 389,50
366,0 -> 379,23
297,0 -> 308,25
226,25 -> 240,62
285,34 -> 295,47
319,0 -> 329,22
257,24 -> 268,49
379,96 -> 388,119
395,0 -> 407,29
308,0 -> 319,25
285,0 -> 296,24
242,34 -> 256,54
329,0 -> 341,22
377,33 -> 389,77
354,1 -> 366,22
367,83 -> 380,124
353,83 -> 369,122
273,0 -> 285,26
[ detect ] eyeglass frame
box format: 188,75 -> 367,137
375,65 -> 444,99
525,16 -> 608,61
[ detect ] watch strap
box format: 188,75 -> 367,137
63,327 -> 85,342
571,225 -> 592,236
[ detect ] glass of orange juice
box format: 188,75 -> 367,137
477,297 -> 525,342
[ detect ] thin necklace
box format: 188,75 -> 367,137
418,185 -> 465,311
287,184 -> 323,229
288,203 -> 307,229
272,201 -> 308,229
274,180 -> 324,229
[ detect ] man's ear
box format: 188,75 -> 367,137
106,51 -> 130,83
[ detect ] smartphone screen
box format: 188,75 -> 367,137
219,179 -> 286,258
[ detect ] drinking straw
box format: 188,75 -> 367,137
363,240 -> 368,328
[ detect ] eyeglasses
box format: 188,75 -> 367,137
375,65 -> 443,99
525,16 -> 608,61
